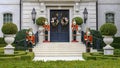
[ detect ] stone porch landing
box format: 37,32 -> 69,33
33,42 -> 86,61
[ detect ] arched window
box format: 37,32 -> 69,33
3,13 -> 13,23
106,13 -> 114,23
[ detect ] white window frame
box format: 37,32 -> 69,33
3,13 -> 13,23
106,13 -> 114,23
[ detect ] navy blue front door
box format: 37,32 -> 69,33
50,10 -> 69,42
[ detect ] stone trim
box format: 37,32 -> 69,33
22,0 -> 97,2
0,4 -> 19,5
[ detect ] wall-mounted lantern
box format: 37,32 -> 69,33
31,8 -> 37,24
83,8 -> 88,23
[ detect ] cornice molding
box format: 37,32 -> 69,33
22,0 -> 97,2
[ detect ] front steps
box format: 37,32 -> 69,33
33,42 -> 86,61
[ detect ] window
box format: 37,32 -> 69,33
106,13 -> 114,23
3,13 -> 12,23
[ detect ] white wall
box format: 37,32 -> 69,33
22,1 -> 97,33
98,0 -> 120,36
76,2 -> 96,32
0,0 -> 20,37
22,2 -> 44,34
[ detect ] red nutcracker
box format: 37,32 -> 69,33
26,28 -> 35,52
43,20 -> 50,42
84,28 -> 93,52
71,20 -> 78,42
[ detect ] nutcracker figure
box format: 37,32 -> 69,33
84,28 -> 93,52
43,20 -> 50,42
71,19 -> 78,42
26,28 -> 35,52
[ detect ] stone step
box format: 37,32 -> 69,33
35,54 -> 82,57
33,57 -> 85,61
33,42 -> 85,61
34,52 -> 82,54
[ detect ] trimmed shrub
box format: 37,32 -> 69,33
0,50 -> 34,60
15,29 -> 28,42
2,23 -> 18,34
114,49 -> 120,56
83,52 -> 120,60
113,37 -> 120,43
36,17 -> 46,26
21,52 -> 34,60
15,29 -> 28,50
111,43 -> 120,49
100,23 -> 117,36
0,38 -> 5,44
73,17 -> 83,25
90,30 -> 104,49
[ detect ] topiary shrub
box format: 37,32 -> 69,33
2,23 -> 18,34
15,29 -> 28,50
100,23 -> 117,36
15,29 -> 28,42
36,17 -> 46,26
73,17 -> 83,25
90,30 -> 104,49
113,37 -> 120,43
0,37 -> 5,44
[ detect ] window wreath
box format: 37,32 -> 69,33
51,17 -> 59,27
61,17 -> 68,26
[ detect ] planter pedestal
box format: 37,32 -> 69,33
4,35 -> 15,54
4,45 -> 14,54
103,45 -> 114,55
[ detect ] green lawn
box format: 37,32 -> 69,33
0,60 -> 120,68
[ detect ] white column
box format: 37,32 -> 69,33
38,27 -> 44,44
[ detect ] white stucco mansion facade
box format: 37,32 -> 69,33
0,0 -> 120,41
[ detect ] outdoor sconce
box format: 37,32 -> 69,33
31,8 -> 37,24
83,8 -> 88,23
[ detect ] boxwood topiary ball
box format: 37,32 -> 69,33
36,17 -> 46,26
73,17 -> 83,25
2,23 -> 18,34
100,23 -> 117,36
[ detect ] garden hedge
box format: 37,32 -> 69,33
0,37 -> 5,44
90,30 -> 104,49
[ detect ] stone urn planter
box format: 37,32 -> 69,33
4,34 -> 15,54
103,36 -> 114,55
100,23 -> 117,55
1,23 -> 18,54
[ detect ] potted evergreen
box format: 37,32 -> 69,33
73,17 -> 83,25
36,17 -> 46,33
36,17 -> 46,26
2,23 -> 18,54
100,23 -> 117,55
73,17 -> 83,32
